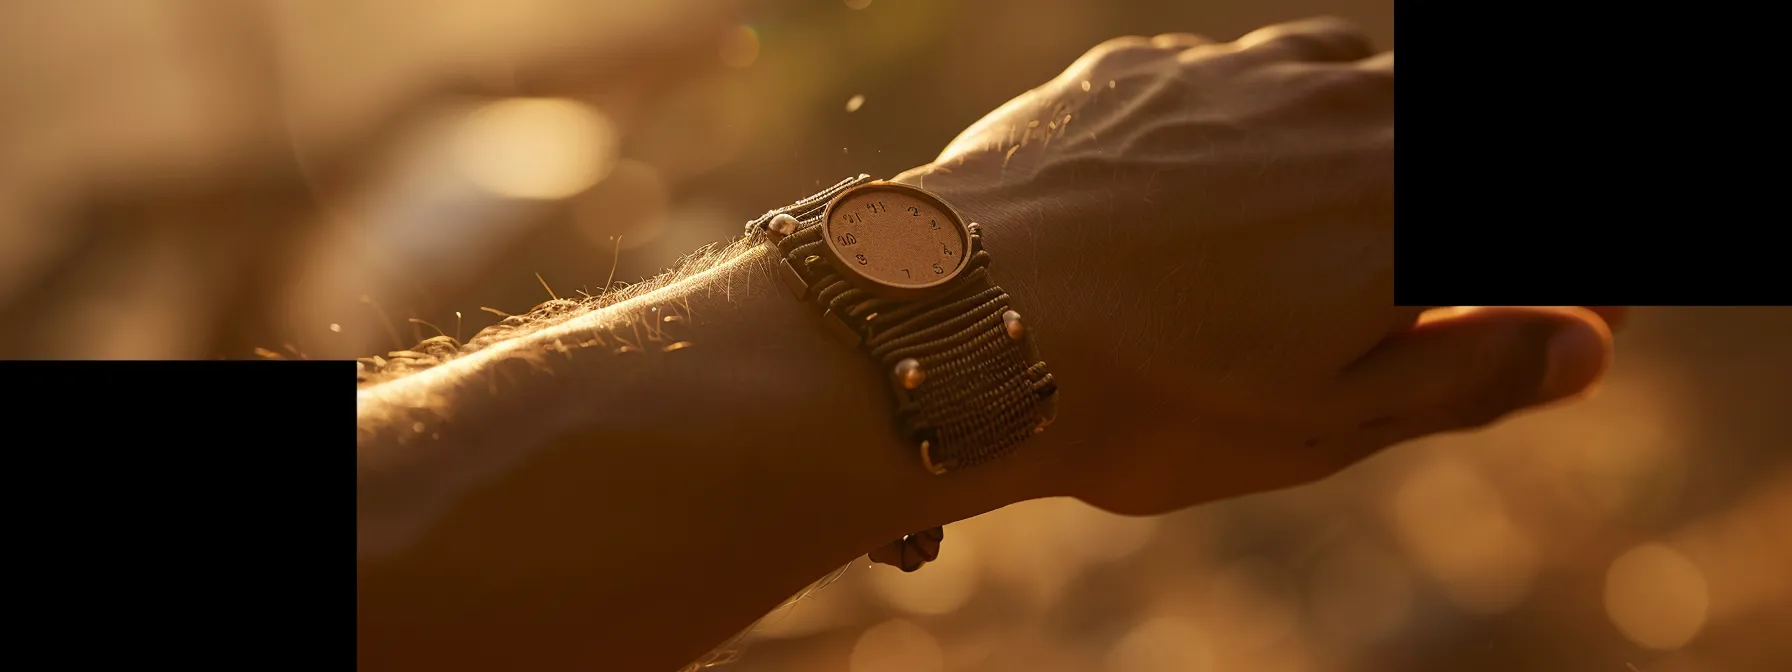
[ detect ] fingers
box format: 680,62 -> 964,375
1073,32 -> 1215,78
1150,32 -> 1212,49
1077,35 -> 1182,72
1234,16 -> 1378,63
1335,306 -> 1613,435
1087,18 -> 1375,72
1359,50 -> 1393,72
1415,305 -> 1631,332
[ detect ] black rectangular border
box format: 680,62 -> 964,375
7,361 -> 343,667
1392,5 -> 1786,307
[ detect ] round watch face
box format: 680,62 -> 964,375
820,182 -> 971,298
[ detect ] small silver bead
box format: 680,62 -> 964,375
1002,309 -> 1026,340
766,213 -> 799,241
895,358 -> 926,389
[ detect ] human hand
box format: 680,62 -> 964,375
896,19 -> 1619,516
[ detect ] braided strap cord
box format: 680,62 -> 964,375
743,174 -> 872,239
753,176 -> 1058,572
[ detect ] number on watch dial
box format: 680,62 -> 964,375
823,184 -> 969,291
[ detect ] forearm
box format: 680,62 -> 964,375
356,240 -> 1042,671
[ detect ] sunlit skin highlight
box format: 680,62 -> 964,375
358,19 -> 1623,672
357,236 -> 1046,671
357,243 -> 767,414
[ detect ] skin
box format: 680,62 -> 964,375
894,23 -> 1622,515
358,18 -> 1626,672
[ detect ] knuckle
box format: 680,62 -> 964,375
1242,16 -> 1376,61
1150,32 -> 1209,48
1285,15 -> 1372,41
1080,35 -> 1179,74
1092,35 -> 1157,57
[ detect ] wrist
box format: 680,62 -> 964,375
892,164 -> 1091,500
680,244 -> 1053,542
520,241 -> 1048,547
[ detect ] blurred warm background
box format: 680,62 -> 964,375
6,1 -> 1785,671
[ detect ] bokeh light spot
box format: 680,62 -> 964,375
1204,557 -> 1300,651
453,98 -> 615,200
719,25 -> 760,68
846,94 -> 866,112
1306,540 -> 1415,644
1105,616 -> 1213,672
1390,458 -> 1539,614
1673,474 -> 1792,622
845,0 -> 874,9
850,619 -> 944,672
969,498 -> 1159,608
1605,542 -> 1709,650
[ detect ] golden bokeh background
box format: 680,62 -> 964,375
3,1 -> 1785,671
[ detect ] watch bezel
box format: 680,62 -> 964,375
817,181 -> 974,302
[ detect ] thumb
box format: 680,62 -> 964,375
1334,306 -> 1612,437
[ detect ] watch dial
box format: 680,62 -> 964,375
824,186 -> 967,288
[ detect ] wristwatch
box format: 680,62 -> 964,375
745,174 -> 1058,572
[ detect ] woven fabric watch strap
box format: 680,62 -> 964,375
748,175 -> 1058,572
